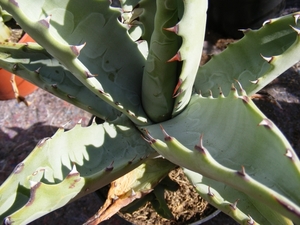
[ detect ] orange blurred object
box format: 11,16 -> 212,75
0,33 -> 37,100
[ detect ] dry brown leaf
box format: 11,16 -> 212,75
84,158 -> 176,225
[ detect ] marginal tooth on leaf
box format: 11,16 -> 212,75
115,101 -> 123,108
77,118 -> 82,125
218,86 -> 223,96
37,137 -> 50,147
237,166 -> 246,177
146,133 -> 156,143
247,215 -> 254,225
294,13 -> 300,24
194,134 -> 207,154
69,164 -> 79,175
85,70 -> 97,78
160,125 -> 172,141
139,156 -> 145,160
131,189 -> 136,197
98,88 -> 105,94
142,130 -> 156,144
234,79 -> 246,95
126,109 -> 136,117
35,67 -> 41,74
238,28 -> 251,34
239,95 -> 250,104
106,161 -> 114,171
12,64 -> 18,71
39,15 -> 51,28
4,217 -> 12,225
32,170 -> 38,176
173,78 -> 183,97
174,100 -> 182,110
9,0 -> 19,7
55,127 -> 65,134
141,134 -> 153,144
164,24 -> 179,34
51,84 -> 57,89
67,94 -> 75,99
263,19 -> 272,26
195,89 -> 202,96
29,180 -> 39,188
137,116 -> 148,124
173,88 -> 183,98
234,79 -> 242,90
230,199 -> 239,210
290,25 -> 300,35
250,79 -> 260,85
285,148 -> 296,161
285,148 -> 293,158
70,42 -> 86,57
13,162 -> 24,174
115,101 -> 124,109
207,186 -> 214,197
128,155 -> 137,164
258,118 -> 273,129
61,120 -> 71,129
167,52 -> 181,62
260,54 -> 273,63
231,83 -> 237,91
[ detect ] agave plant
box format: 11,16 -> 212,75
0,0 -> 300,224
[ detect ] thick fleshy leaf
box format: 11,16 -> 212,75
195,12 -> 300,97
0,116 -> 156,224
0,42 -> 120,121
184,169 -> 292,225
141,0 -> 181,122
141,88 -> 300,223
171,0 -> 207,115
0,0 -> 148,124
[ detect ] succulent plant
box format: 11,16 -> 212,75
0,0 -> 299,224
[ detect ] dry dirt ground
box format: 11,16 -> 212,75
115,168 -> 216,225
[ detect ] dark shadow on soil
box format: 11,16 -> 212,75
0,122 -> 59,182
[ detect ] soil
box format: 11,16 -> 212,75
117,168 -> 215,225
1,1 -> 300,225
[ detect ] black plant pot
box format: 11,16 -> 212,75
207,0 -> 286,38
